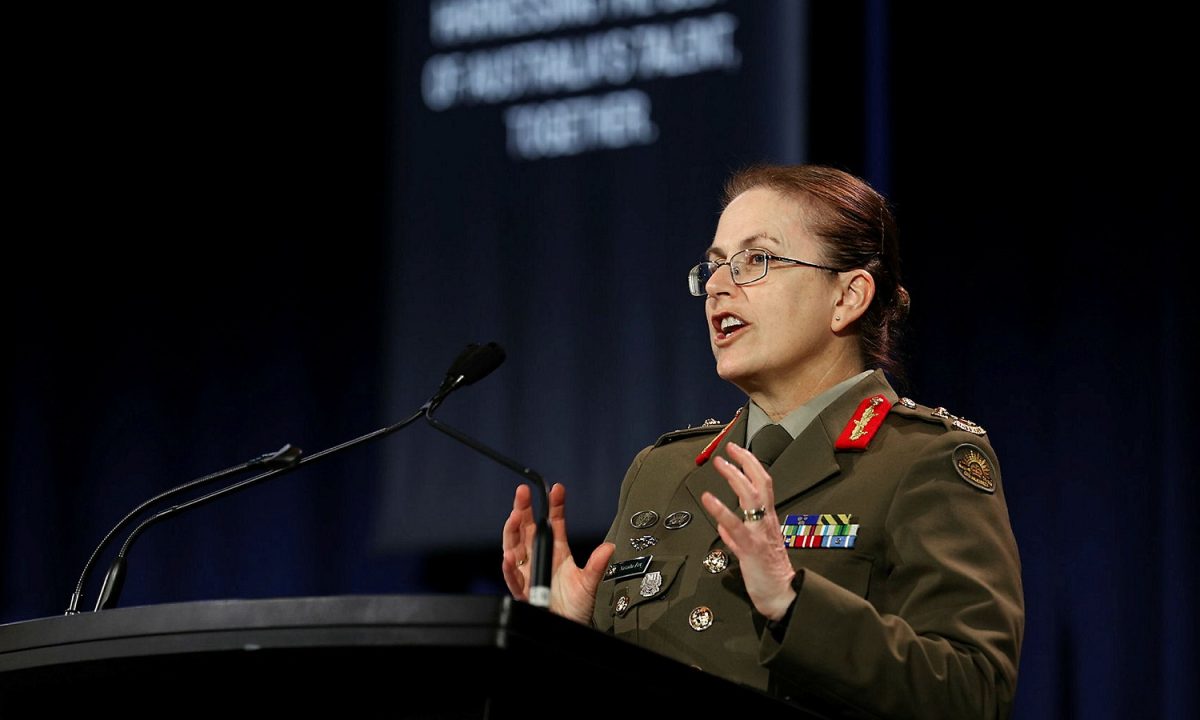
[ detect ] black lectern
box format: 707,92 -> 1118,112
0,595 -> 825,717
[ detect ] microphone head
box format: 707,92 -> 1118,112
439,342 -> 506,396
456,342 -> 506,386
445,343 -> 483,380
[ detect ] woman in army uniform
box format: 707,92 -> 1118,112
501,164 -> 1024,719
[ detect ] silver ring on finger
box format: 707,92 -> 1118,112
742,506 -> 767,522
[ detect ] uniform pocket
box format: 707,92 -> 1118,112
791,552 -> 873,598
607,554 -> 687,617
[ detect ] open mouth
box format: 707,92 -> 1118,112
713,313 -> 749,340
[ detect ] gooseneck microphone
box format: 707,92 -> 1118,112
65,444 -> 303,615
430,341 -> 506,405
72,343 -> 493,612
421,342 -> 554,608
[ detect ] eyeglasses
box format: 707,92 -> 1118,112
687,248 -> 846,297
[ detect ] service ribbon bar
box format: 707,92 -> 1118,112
781,514 -> 858,549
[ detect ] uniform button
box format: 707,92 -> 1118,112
614,593 -> 630,617
703,549 -> 728,573
689,606 -> 714,631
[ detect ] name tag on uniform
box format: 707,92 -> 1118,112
604,555 -> 653,582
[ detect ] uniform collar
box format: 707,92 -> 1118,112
684,370 -> 898,530
745,370 -> 875,446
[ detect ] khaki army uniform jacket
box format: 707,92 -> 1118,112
592,370 -> 1024,719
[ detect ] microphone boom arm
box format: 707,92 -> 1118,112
81,341 -> 542,612
66,444 -> 302,614
423,406 -> 554,609
91,409 -> 425,611
422,413 -> 549,504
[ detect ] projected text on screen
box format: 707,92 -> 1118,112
421,0 -> 741,160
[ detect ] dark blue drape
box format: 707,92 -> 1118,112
3,3 -> 1194,717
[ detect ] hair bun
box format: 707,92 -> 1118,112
893,285 -> 912,322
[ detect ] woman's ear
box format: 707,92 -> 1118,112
832,269 -> 875,332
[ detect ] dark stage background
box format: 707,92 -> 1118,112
3,3 -> 1195,718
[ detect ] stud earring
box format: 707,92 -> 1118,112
834,315 -> 841,321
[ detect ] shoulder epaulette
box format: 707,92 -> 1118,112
891,397 -> 988,436
649,408 -> 743,463
654,419 -> 725,447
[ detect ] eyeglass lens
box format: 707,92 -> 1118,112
688,249 -> 770,296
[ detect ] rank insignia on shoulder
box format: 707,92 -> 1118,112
952,418 -> 987,435
931,406 -> 956,420
694,408 -> 743,465
953,444 -> 995,493
835,395 -> 892,451
897,398 -> 987,436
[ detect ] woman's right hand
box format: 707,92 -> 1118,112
501,482 -> 615,624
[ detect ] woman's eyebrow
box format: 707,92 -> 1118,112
704,233 -> 780,259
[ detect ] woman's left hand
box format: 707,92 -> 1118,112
700,442 -> 797,621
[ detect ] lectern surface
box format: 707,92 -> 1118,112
0,595 -> 824,717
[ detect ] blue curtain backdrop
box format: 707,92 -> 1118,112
3,3 -> 1195,718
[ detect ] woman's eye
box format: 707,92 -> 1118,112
746,252 -> 769,266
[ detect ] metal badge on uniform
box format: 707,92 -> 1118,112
780,514 -> 859,549
639,571 -> 663,597
629,510 -> 659,529
953,443 -> 995,493
630,535 -> 658,551
664,511 -> 692,530
688,606 -> 714,631
693,408 -> 743,465
899,397 -> 917,409
952,418 -> 987,435
604,555 -> 653,582
613,592 -> 630,617
834,395 -> 893,451
702,549 -> 728,573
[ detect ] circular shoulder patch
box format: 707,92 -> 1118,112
953,443 -> 995,493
